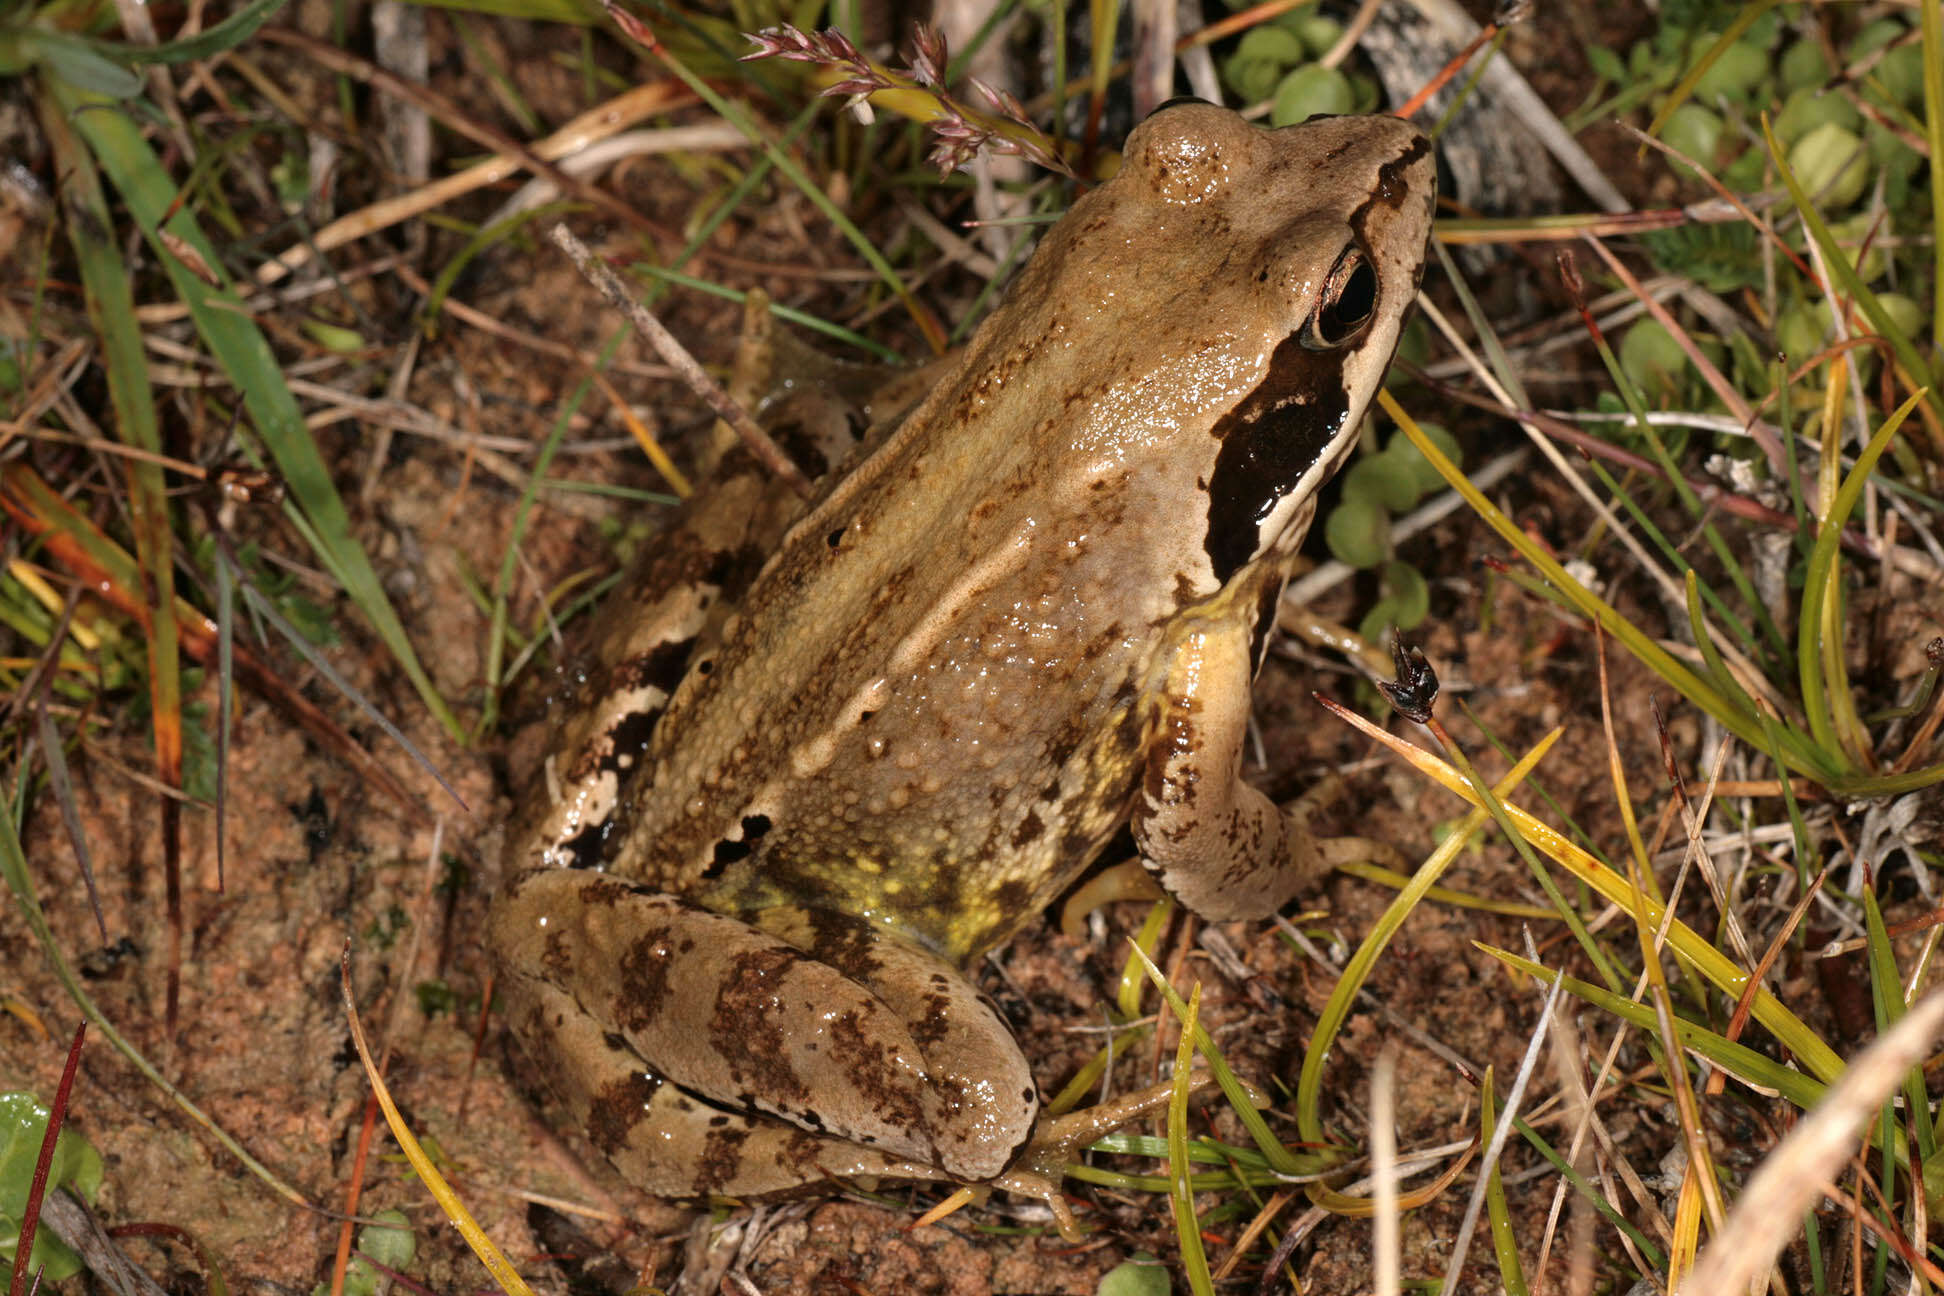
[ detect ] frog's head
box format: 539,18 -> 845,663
1115,102 -> 1437,587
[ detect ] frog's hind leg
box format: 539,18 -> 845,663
498,959 -> 937,1196
490,869 -> 1039,1193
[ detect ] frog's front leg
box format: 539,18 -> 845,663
1133,622 -> 1337,921
489,870 -> 1039,1194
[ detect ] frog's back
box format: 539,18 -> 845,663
611,388 -> 1198,960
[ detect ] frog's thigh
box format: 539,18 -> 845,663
490,871 -> 1036,1184
1132,623 -> 1325,921
499,961 -> 935,1195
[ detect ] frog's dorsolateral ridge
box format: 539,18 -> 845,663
492,102 -> 1436,1202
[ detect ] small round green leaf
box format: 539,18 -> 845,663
1691,39 -> 1767,102
1661,103 -> 1724,176
1386,422 -> 1461,496
1223,56 -> 1280,103
1775,301 -> 1832,361
1778,37 -> 1831,91
1618,318 -> 1690,400
1235,26 -> 1305,68
1325,495 -> 1390,569
1097,1255 -> 1172,1296
1379,559 -> 1430,629
360,1209 -> 417,1268
1271,64 -> 1354,126
1875,293 -> 1923,342
1788,122 -> 1870,208
1343,453 -> 1417,513
1285,14 -> 1344,58
1773,86 -> 1860,148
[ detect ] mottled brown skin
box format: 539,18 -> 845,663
492,103 -> 1436,1200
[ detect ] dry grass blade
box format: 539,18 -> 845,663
252,80 -> 693,289
548,223 -> 810,497
1370,1047 -> 1399,1296
1677,992 -> 1944,1295
1435,973 -> 1564,1296
0,464 -> 419,810
337,949 -> 534,1296
1394,0 -> 1626,210
1578,234 -> 1776,468
257,28 -> 663,244
31,1194 -> 170,1296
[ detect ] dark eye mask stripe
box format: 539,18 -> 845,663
1200,132 -> 1430,586
1202,334 -> 1348,584
1348,134 -> 1434,242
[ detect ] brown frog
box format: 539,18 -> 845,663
492,101 -> 1435,1212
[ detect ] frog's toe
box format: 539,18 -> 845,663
987,1069 -> 1227,1239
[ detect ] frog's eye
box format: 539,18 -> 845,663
1303,248 -> 1378,349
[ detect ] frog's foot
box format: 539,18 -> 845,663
984,1070 -> 1224,1240
1058,861 -> 1167,937
1286,773 -> 1409,876
491,869 -> 1039,1194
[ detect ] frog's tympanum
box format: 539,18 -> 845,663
493,103 -> 1436,1211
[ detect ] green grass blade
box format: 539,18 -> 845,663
1482,948 -> 1827,1110
1129,941 -> 1302,1177
90,0 -> 291,66
1167,985 -> 1214,1296
479,324 -> 616,736
1756,709 -> 1817,888
1384,391 -> 1845,785
35,83 -> 183,807
1479,1070 -> 1528,1296
1764,116 -> 1941,426
1796,388 -> 1928,776
1858,879 -> 1903,1254
1924,0 -> 1944,355
630,265 -> 903,361
1578,449 -> 1763,660
1296,734 -> 1559,1151
51,83 -> 463,741
1393,732 -> 1846,1082
1575,292 -> 1779,660
1681,570 -> 1770,745
1860,884 -> 1935,1162
622,21 -> 939,351
20,30 -> 143,97
1513,1116 -> 1667,1269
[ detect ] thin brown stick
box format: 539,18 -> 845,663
8,1024 -> 86,1296
257,30 -> 672,248
549,223 -> 813,499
